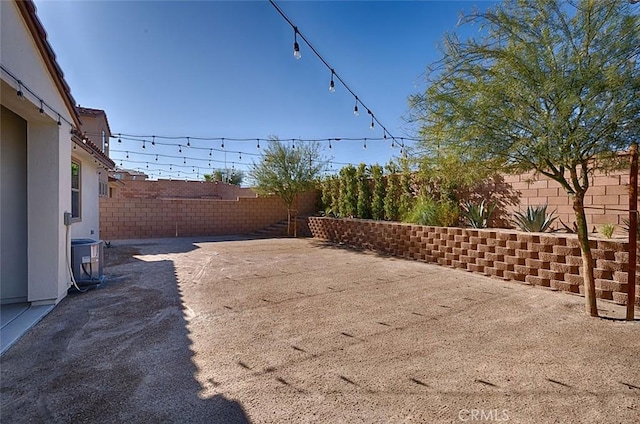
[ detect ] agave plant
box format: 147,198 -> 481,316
512,205 -> 557,232
460,200 -> 496,229
622,217 -> 640,239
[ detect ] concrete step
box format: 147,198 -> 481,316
249,217 -> 311,238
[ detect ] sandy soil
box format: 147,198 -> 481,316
1,237 -> 638,423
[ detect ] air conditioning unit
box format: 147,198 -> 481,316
71,239 -> 104,285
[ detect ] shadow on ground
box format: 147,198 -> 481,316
0,245 -> 250,423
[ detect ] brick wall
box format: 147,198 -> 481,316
100,191 -> 318,240
503,169 -> 632,229
110,179 -> 257,200
308,217 -> 640,306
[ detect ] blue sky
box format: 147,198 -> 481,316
34,0 -> 494,182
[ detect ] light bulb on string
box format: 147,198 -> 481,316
17,82 -> 25,100
178,145 -> 182,153
152,136 -> 155,146
155,154 -> 158,161
293,27 -> 301,59
118,135 -> 122,143
221,138 -> 225,149
370,118 -> 375,130
329,139 -> 332,149
183,158 -> 186,164
257,139 -> 260,149
142,140 -> 146,149
146,162 -> 149,169
239,152 -> 242,161
363,138 -> 367,149
209,149 -> 212,157
354,97 -> 359,116
329,70 -> 335,93
383,131 -> 387,141
126,151 -> 129,159
186,137 -> 191,148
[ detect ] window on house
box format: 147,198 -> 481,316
99,181 -> 108,197
71,161 -> 81,218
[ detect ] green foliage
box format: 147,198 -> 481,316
384,163 -> 401,221
250,138 -> 327,209
399,161 -> 415,219
405,196 -> 459,227
460,200 -> 495,229
599,223 -> 616,239
356,163 -> 372,219
321,176 -> 333,214
409,0 -> 639,315
204,169 -> 244,186
339,164 -> 358,217
512,205 -> 558,232
370,164 -> 386,220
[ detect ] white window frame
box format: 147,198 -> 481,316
71,160 -> 81,220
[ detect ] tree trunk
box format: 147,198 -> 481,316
573,194 -> 598,317
287,208 -> 292,237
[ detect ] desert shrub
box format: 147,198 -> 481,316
512,205 -> 557,232
599,223 -> 616,239
460,200 -> 495,228
405,196 -> 459,227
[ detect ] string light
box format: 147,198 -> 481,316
142,139 -> 146,149
186,137 -> 191,147
221,138 -> 225,149
17,81 -> 25,100
293,27 -> 301,59
179,145 -> 182,153
329,69 -> 335,93
209,149 -> 213,156
257,138 -> 260,149
152,135 -> 156,146
267,1 -> 404,148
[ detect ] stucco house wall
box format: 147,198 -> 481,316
0,0 -> 113,306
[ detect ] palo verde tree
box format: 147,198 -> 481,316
410,0 -> 640,316
250,137 -> 327,236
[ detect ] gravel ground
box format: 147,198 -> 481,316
1,237 -> 639,423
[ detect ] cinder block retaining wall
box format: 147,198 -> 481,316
308,217 -> 640,306
100,191 -> 318,240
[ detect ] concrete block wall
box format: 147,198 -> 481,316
308,217 -> 640,306
110,179 -> 257,200
502,169 -> 633,229
100,191 -> 318,240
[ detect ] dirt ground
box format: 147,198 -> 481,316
1,237 -> 639,423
